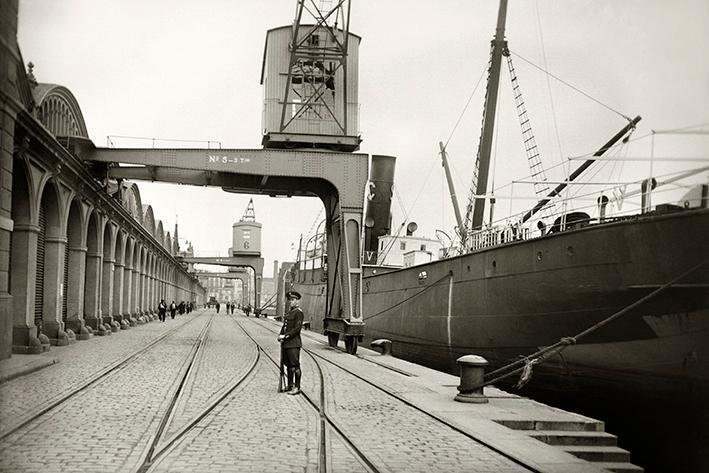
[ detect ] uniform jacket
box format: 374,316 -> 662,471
280,307 -> 304,349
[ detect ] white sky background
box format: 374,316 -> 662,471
17,0 -> 709,277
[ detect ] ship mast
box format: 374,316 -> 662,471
464,0 -> 509,240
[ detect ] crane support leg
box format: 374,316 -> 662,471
323,196 -> 364,353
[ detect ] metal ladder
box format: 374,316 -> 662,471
506,53 -> 556,222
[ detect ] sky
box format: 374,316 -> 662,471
17,0 -> 709,277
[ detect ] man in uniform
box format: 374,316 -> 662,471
278,290 -> 304,395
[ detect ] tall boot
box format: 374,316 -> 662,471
288,368 -> 302,395
287,368 -> 294,392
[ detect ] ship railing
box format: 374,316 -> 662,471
467,223 -> 530,251
463,170 -> 708,253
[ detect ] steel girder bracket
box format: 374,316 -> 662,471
71,140 -> 369,333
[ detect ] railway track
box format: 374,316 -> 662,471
1,310 -> 549,472
0,314 -> 207,440
233,315 -> 381,473
0,311 -> 264,472
238,315 -> 540,473
136,314 -> 261,472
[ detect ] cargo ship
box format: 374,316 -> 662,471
288,0 -> 709,402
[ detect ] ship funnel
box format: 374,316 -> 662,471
364,155 -> 396,264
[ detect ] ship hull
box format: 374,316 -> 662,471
294,208 -> 709,399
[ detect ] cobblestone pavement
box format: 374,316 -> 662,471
319,358 -> 526,473
151,314 -> 370,473
0,312 -> 199,437
0,311 -> 539,472
161,315 -> 259,442
0,311 -> 212,472
239,316 -> 531,473
150,355 -> 319,473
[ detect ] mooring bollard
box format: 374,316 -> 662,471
370,339 -> 392,355
454,355 -> 489,403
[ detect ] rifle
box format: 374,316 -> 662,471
278,345 -> 288,392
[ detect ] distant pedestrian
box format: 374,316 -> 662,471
178,301 -> 185,315
244,304 -> 251,317
230,303 -> 235,314
278,291 -> 304,395
216,301 -> 221,314
158,299 -> 167,322
170,301 -> 177,319
226,302 -> 231,314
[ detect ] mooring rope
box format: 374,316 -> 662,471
477,257 -> 709,389
362,272 -> 452,322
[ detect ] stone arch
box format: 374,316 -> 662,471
36,179 -> 68,344
142,205 -> 155,236
114,231 -> 126,265
10,159 -> 41,352
33,84 -> 89,138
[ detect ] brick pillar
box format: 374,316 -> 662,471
140,266 -> 147,315
65,246 -> 88,335
123,261 -> 132,321
149,261 -> 156,312
101,257 -> 114,327
83,251 -> 102,329
138,266 -> 145,315
147,274 -> 153,314
10,224 -> 41,354
42,236 -> 70,345
134,265 -> 142,314
155,264 -> 160,302
112,261 -> 124,323
159,263 -> 164,302
0,0 -> 20,359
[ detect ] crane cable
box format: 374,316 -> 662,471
509,50 -> 633,123
443,66 -> 488,149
